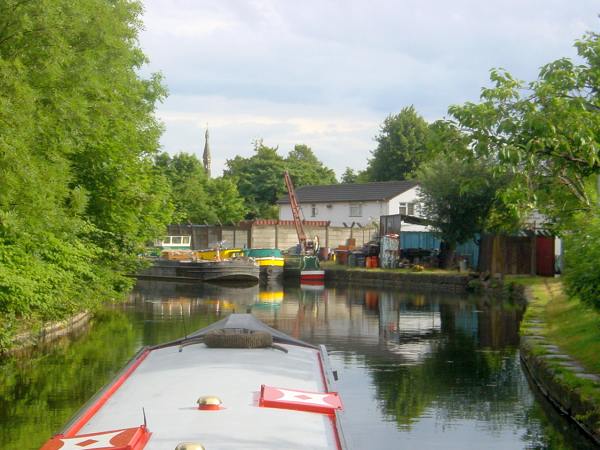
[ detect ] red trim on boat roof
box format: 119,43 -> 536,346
318,348 -> 347,450
64,349 -> 151,437
42,426 -> 151,450
259,385 -> 342,415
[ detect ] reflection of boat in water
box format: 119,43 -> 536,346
137,257 -> 260,283
258,289 -> 284,303
134,279 -> 259,298
300,280 -> 325,291
253,288 -> 284,310
243,248 -> 285,282
133,279 -> 260,314
41,314 -> 347,450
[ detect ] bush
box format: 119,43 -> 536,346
0,231 -> 133,351
563,214 -> 600,310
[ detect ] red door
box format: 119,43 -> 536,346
536,236 -> 555,276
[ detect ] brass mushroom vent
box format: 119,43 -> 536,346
197,395 -> 223,411
175,443 -> 205,450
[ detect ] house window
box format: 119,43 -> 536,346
311,204 -> 317,217
399,202 -> 415,216
349,203 -> 362,217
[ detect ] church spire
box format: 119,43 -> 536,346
203,125 -> 211,178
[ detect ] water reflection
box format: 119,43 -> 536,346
0,280 -> 595,450
0,311 -> 138,449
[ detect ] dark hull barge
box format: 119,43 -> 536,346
137,258 -> 260,283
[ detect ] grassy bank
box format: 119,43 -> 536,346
512,277 -> 600,373
511,276 -> 600,403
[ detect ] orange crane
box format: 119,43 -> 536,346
283,170 -> 312,255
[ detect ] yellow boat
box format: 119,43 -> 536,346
195,248 -> 244,261
243,248 -> 285,281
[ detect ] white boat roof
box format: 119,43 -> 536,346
64,317 -> 344,450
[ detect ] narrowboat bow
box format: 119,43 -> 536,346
41,314 -> 347,450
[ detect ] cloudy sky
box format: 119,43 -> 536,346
138,1 -> 599,178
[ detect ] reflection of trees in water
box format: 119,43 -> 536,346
321,286 -> 586,447
364,301 -> 592,449
127,284 -> 230,345
1,281 -> 587,450
0,311 -> 137,449
369,332 -> 521,429
0,305 -> 222,450
371,292 -> 528,429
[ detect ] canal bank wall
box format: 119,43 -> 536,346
5,311 -> 91,355
518,284 -> 600,445
324,266 -> 470,293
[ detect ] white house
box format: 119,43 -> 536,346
277,180 -> 427,231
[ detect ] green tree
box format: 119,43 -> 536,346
416,154 -> 513,268
206,177 -> 248,224
224,141 -> 337,219
285,144 -> 337,186
341,168 -> 358,183
563,212 -> 600,310
1,0 -> 171,254
367,106 -> 430,181
156,152 -> 248,224
0,0 -> 171,348
224,141 -> 287,219
156,152 -> 215,223
448,31 -> 600,226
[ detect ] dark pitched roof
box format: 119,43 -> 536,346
277,180 -> 418,204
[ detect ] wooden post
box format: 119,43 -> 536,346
491,235 -> 501,275
530,231 -> 537,276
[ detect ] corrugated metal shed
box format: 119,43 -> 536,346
401,231 -> 480,269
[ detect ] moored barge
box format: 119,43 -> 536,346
138,257 -> 260,283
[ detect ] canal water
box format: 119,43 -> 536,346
0,280 -> 595,449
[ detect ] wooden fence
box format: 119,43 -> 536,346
478,234 -> 536,275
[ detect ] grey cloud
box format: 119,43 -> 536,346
140,0 -> 599,175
